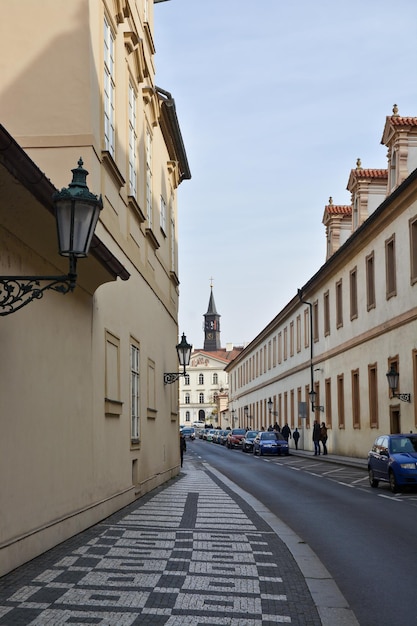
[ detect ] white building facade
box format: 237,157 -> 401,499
226,107 -> 417,458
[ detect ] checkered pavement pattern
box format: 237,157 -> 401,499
0,461 -> 321,625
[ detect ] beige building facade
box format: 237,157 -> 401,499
226,108 -> 417,459
0,0 -> 190,576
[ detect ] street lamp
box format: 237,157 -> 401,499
309,389 -> 324,412
231,409 -> 236,424
386,366 -> 411,402
268,397 -> 273,425
164,333 -> 192,384
0,158 -> 103,316
298,288 -> 325,414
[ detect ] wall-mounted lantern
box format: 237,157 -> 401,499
386,366 -> 411,402
0,158 -> 102,316
164,333 -> 192,384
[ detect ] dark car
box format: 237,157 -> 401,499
253,431 -> 289,456
241,430 -> 259,453
180,427 -> 195,440
368,433 -> 417,492
226,428 -> 246,449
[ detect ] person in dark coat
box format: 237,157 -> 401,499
293,428 -> 300,450
281,423 -> 291,442
180,432 -> 186,467
312,420 -> 321,455
320,422 -> 328,455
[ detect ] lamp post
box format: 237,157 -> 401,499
298,288 -> 324,414
0,158 -> 103,316
267,397 -> 273,426
386,366 -> 411,402
231,409 -> 236,426
164,333 -> 192,384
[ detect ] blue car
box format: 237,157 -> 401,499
368,433 -> 417,493
253,431 -> 289,456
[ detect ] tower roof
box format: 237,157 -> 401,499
205,287 -> 220,316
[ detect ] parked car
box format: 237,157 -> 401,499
219,430 -> 231,445
180,427 -> 195,440
253,431 -> 289,456
241,430 -> 259,453
204,429 -> 217,442
367,433 -> 417,492
213,429 -> 229,444
226,428 -> 246,449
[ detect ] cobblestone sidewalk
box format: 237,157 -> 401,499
0,460 -> 321,625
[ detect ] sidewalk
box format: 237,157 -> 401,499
289,449 -> 368,470
0,456 -> 359,626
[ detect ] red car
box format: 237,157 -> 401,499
226,428 -> 246,449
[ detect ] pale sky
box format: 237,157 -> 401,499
155,0 -> 417,350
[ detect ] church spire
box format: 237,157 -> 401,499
203,282 -> 221,351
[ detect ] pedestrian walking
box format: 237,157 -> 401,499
281,423 -> 291,442
293,428 -> 300,450
312,420 -> 321,455
320,422 -> 328,455
180,432 -> 186,467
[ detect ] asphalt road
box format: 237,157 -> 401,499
186,438 -> 417,626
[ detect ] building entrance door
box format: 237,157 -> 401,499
390,406 -> 400,433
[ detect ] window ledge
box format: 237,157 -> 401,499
145,227 -> 160,250
128,195 -> 146,222
105,398 -> 123,417
102,151 -> 126,188
170,270 -> 180,286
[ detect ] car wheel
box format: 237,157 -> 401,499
368,468 -> 379,488
389,471 -> 399,493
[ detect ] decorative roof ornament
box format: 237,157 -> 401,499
356,158 -> 362,169
328,196 -> 333,205
392,103 -> 399,116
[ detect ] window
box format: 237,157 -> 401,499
145,127 -> 153,228
170,199 -> 176,273
213,373 -> 218,384
352,369 -> 360,429
323,291 -> 330,336
128,82 -> 137,197
273,336 -> 277,366
184,374 -> 190,385
130,344 -> 140,440
160,195 -> 167,234
337,374 -> 345,429
103,17 -> 115,157
283,327 -> 288,361
199,393 -> 204,404
185,393 -> 190,405
304,308 -> 310,348
385,235 -> 396,298
368,364 -> 378,428
366,252 -> 376,310
198,373 -> 204,385
325,378 -> 332,429
290,322 -> 294,357
410,216 -> 417,284
185,411 -> 190,421
336,279 -> 343,328
296,316 -> 301,352
105,331 -> 122,418
278,332 -> 282,364
313,301 -> 319,342
350,267 -> 358,320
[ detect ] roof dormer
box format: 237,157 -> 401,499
346,158 -> 388,231
322,197 -> 352,260
381,104 -> 417,192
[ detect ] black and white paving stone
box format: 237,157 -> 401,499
0,462 -> 321,625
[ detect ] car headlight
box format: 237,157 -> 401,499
400,463 -> 416,469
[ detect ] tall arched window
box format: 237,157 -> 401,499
199,393 -> 204,404
185,411 -> 190,421
213,373 -> 218,384
199,373 -> 204,385
185,393 -> 190,404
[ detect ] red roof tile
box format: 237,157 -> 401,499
390,116 -> 417,127
325,205 -> 352,215
350,169 -> 387,179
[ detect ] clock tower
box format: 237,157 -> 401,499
203,286 -> 221,351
